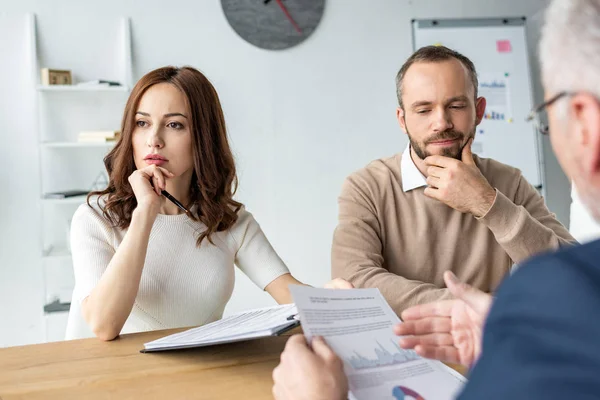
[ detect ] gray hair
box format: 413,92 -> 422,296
395,45 -> 479,109
540,0 -> 600,101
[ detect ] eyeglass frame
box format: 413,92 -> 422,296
526,91 -> 575,135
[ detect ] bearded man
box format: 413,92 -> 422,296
331,45 -> 575,315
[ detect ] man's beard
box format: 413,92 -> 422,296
408,127 -> 475,160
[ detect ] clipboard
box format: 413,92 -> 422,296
141,304 -> 299,353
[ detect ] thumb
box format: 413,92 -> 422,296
444,271 -> 489,315
311,336 -> 338,362
462,138 -> 475,166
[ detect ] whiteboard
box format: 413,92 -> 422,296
413,18 -> 542,187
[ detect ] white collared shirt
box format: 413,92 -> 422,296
400,144 -> 427,192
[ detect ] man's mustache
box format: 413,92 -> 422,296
425,130 -> 464,144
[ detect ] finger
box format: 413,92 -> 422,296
138,167 -> 160,191
157,167 -> 175,178
152,175 -> 161,196
426,166 -> 445,178
139,165 -> 171,181
272,365 -> 281,383
444,271 -> 491,315
423,186 -> 441,200
400,300 -> 455,320
394,317 -> 452,336
284,334 -> 309,351
139,164 -> 161,174
311,337 -> 339,364
280,335 -> 313,367
424,155 -> 455,168
132,169 -> 158,195
272,383 -> 283,400
426,175 -> 440,188
461,138 -> 475,166
414,345 -> 461,364
137,166 -> 155,180
153,168 -> 166,191
399,333 -> 454,349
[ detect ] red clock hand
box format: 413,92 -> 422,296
275,0 -> 303,34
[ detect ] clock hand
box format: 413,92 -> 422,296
275,0 -> 303,34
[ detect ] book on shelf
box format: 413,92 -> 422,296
43,299 -> 71,313
76,80 -> 122,87
43,190 -> 89,199
77,137 -> 119,143
40,68 -> 72,86
77,130 -> 121,143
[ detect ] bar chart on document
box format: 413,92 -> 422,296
329,329 -> 463,399
336,324 -> 464,400
346,339 -> 420,369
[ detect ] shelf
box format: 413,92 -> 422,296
41,141 -> 116,148
43,310 -> 70,317
43,300 -> 71,314
43,247 -> 71,259
42,195 -> 88,205
37,84 -> 128,92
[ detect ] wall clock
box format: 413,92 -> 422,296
221,0 -> 325,50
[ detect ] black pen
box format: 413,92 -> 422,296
161,190 -> 189,214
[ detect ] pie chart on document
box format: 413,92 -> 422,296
392,385 -> 426,400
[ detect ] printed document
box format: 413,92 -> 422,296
290,286 -> 466,400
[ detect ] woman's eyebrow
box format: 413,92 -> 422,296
135,111 -> 188,119
164,113 -> 188,119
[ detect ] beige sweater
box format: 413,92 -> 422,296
331,152 -> 575,315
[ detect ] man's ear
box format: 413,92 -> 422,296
571,93 -> 600,176
397,107 -> 408,134
475,97 -> 487,125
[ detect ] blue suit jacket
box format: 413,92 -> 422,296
459,239 -> 600,399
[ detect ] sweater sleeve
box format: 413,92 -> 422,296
331,175 -> 452,315
230,208 -> 290,290
70,204 -> 116,304
477,173 -> 576,264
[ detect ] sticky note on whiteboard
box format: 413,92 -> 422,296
497,40 -> 512,53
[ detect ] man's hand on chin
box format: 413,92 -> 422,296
423,138 -> 497,217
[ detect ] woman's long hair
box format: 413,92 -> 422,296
88,66 -> 242,246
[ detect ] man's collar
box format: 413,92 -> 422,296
401,144 -> 427,192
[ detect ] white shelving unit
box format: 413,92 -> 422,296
41,196 -> 89,205
37,84 -> 129,92
31,15 -> 133,342
41,141 -> 116,148
43,246 -> 72,259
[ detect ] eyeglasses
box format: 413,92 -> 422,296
526,91 -> 575,135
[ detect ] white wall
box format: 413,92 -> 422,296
1,0 -> 561,347
0,13 -> 44,347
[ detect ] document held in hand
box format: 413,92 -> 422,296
289,286 -> 466,400
141,304 -> 299,353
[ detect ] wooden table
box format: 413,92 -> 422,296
0,328 -> 466,399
